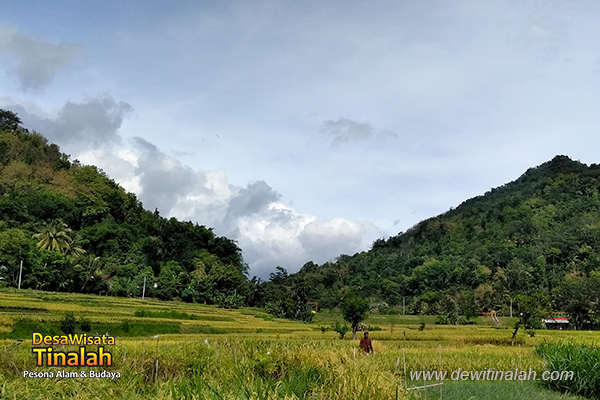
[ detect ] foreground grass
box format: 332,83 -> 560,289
407,381 -> 587,400
1,288 -> 598,399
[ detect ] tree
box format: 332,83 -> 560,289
511,294 -> 544,345
72,254 -> 102,292
33,220 -> 74,254
341,297 -> 370,340
553,271 -> 600,330
0,109 -> 21,131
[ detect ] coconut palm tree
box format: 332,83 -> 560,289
33,220 -> 74,253
64,234 -> 87,257
72,254 -> 102,292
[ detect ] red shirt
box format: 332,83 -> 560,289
359,336 -> 373,353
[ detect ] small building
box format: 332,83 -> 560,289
542,317 -> 570,330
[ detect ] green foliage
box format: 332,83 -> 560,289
79,316 -> 91,332
511,294 -> 545,345
0,112 -> 246,304
0,109 -> 21,131
419,322 -> 426,331
341,297 -> 370,339
536,341 -> 600,399
121,319 -> 131,332
331,322 -> 349,339
263,155 -> 600,321
553,271 -> 600,330
60,312 -> 76,334
215,293 -> 245,309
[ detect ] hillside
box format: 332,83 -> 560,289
263,155 -> 600,328
0,109 -> 248,304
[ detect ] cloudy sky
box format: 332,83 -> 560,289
2,1 -> 600,278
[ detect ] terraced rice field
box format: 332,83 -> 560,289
0,288 -> 596,399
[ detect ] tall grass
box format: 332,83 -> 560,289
536,341 -> 600,399
1,288 -> 599,399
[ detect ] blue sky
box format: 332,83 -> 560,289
2,1 -> 600,277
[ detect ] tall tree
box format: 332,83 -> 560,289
0,109 -> 21,131
341,297 -> 370,340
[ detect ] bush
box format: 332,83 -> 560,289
536,341 -> 600,399
60,312 -> 76,334
79,317 -> 91,332
526,328 -> 536,337
332,322 -> 349,339
121,319 -> 131,333
418,322 -> 426,331
215,293 -> 244,309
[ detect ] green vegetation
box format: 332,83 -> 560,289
1,289 -> 597,399
60,311 -> 76,334
341,296 -> 370,339
536,342 -> 600,399
261,155 -> 600,327
0,109 -> 247,305
2,108 -> 600,330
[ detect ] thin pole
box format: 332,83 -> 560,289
403,347 -> 407,389
18,260 -> 23,289
142,275 -> 146,299
403,297 -> 406,315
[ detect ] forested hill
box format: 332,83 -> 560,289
263,155 -> 600,327
0,109 -> 248,304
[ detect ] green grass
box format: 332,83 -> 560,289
536,341 -> 600,399
1,320 -> 182,339
133,309 -> 235,322
406,380 -> 587,399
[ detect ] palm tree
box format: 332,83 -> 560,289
65,234 -> 87,257
33,220 -> 74,253
72,254 -> 102,292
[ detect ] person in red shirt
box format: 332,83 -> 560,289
359,331 -> 373,354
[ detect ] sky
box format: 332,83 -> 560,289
1,1 -> 600,278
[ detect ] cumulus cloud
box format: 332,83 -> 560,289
320,118 -> 398,145
299,218 -> 370,257
2,99 -> 379,277
133,137 -> 202,214
9,96 -> 133,153
115,140 -> 376,277
0,25 -> 86,90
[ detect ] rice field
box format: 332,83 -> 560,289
0,288 -> 597,399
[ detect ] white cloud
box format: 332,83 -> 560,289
10,98 -> 377,277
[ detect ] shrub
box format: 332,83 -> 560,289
526,328 -> 536,337
60,312 -> 76,334
215,293 -> 244,309
121,319 -> 131,333
418,322 -> 426,331
332,322 -> 349,339
79,317 -> 91,332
